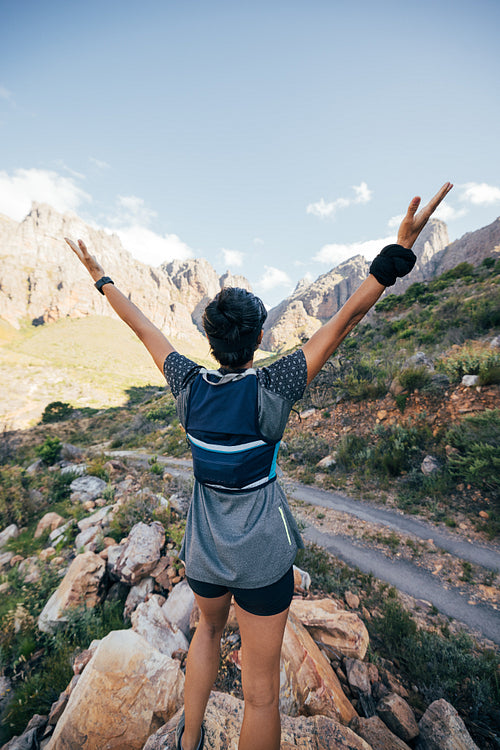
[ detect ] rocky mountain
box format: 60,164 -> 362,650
263,217 -> 500,351
1,204 -> 499,357
0,203 -> 252,351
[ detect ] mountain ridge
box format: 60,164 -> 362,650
1,203 -> 499,354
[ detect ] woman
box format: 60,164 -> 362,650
66,181 -> 452,750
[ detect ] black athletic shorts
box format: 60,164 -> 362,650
186,565 -> 294,616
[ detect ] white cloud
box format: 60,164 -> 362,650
256,265 -> 292,292
253,237 -> 264,246
0,168 -> 90,221
433,204 -> 467,221
307,181 -> 372,219
0,85 -> 12,100
115,195 -> 157,225
388,214 -> 404,229
221,248 -> 244,268
314,235 -> 396,266
89,157 -> 110,170
353,182 -> 372,203
115,225 -> 193,266
459,182 -> 500,205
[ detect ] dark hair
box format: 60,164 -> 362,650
202,287 -> 267,368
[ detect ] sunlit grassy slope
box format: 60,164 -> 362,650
0,316 -> 212,428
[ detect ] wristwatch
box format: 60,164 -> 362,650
95,276 -> 115,295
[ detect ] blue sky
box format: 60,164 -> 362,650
1,0 -> 499,306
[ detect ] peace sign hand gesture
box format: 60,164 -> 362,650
397,182 -> 453,249
65,238 -> 105,282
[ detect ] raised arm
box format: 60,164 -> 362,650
302,182 -> 453,384
65,239 -> 175,373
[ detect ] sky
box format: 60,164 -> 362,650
1,0 -> 500,307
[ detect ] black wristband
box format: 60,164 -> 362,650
95,276 -> 114,295
369,244 -> 417,287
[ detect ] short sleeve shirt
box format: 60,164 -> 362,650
164,348 -> 308,404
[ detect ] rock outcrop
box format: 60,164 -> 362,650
289,598 -> 369,660
262,216 -> 500,351
0,203 -> 252,351
38,551 -> 106,633
280,611 -> 357,724
144,692 -> 371,750
45,629 -> 184,750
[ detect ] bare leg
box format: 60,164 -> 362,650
182,591 -> 232,750
236,604 -> 289,750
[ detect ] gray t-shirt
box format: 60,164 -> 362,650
164,349 -> 308,588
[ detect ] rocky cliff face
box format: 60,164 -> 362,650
0,204 -> 253,350
1,204 -> 498,356
263,217 -> 499,352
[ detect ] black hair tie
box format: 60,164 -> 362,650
369,244 -> 417,287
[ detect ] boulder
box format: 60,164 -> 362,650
61,463 -> 87,476
49,520 -> 73,545
0,551 -> 14,570
345,658 -> 371,695
290,598 -> 369,659
38,551 -> 106,633
45,630 -> 184,750
416,698 -> 479,749
161,579 -> 195,638
376,692 -> 419,742
293,565 -> 311,592
61,443 -> 84,461
77,505 -> 114,532
124,577 -> 155,619
70,475 -> 107,503
280,610 -> 357,724
34,512 -> 66,539
317,454 -> 337,469
350,715 -> 412,750
114,522 -> 165,584
131,595 -> 189,656
345,591 -> 360,609
0,523 -> 19,549
421,455 -> 440,475
74,526 -> 101,552
1,714 -> 47,750
144,691 -> 371,750
167,493 -> 190,518
461,375 -> 480,387
25,458 -> 44,475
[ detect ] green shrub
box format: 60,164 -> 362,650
86,454 -> 109,481
446,410 -> 500,498
336,434 -> 369,472
371,599 -> 500,723
40,401 -> 73,423
284,433 -> 332,468
36,436 -> 62,465
0,466 -> 42,527
437,344 -> 500,383
398,366 -> 432,393
146,400 -> 176,422
107,493 -> 161,541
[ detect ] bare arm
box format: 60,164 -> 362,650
65,239 -> 175,373
302,182 -> 453,384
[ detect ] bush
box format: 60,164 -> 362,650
437,343 -> 500,383
398,365 -> 432,393
40,401 -> 73,423
371,599 -> 500,724
0,466 -> 43,527
36,436 -> 62,465
146,399 -> 176,422
446,410 -> 500,499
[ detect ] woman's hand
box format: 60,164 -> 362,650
397,182 -> 453,249
65,238 -> 105,282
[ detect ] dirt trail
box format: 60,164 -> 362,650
110,450 -> 500,644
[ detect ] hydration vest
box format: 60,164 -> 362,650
184,368 -> 281,492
